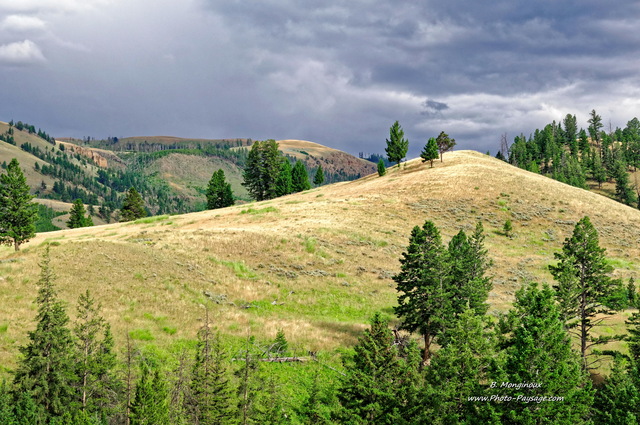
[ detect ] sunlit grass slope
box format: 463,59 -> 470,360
1,150 -> 639,371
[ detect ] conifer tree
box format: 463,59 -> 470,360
67,199 -> 93,229
385,121 -> 409,167
236,336 -> 261,425
394,221 -> 449,362
613,161 -> 637,206
591,150 -> 607,188
275,159 -> 293,197
377,159 -> 386,176
421,308 -> 499,425
420,137 -> 439,168
291,160 -> 310,192
338,313 -> 421,424
74,290 -> 119,417
206,169 -> 235,209
435,131 -> 456,162
550,216 -> 624,369
0,158 -> 38,251
189,312 -> 235,425
592,358 -> 639,425
13,246 -> 77,420
499,283 -> 593,423
129,364 -> 169,425
313,164 -> 324,186
0,380 -> 17,425
120,187 -> 146,222
242,140 -> 282,201
446,224 -> 492,320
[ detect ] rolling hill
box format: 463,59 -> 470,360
1,150 -> 638,371
1,121 -> 377,227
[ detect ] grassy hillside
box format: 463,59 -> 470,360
3,125 -> 377,215
1,150 -> 638,372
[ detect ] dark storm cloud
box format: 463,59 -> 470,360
1,0 -> 640,157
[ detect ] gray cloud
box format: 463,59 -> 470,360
1,0 -> 640,157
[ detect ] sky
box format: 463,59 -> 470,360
1,0 -> 640,157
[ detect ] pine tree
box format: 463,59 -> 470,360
242,140 -> 282,201
420,137 -> 439,168
592,357 -> 639,425
73,290 -> 119,417
206,169 -> 235,209
592,150 -> 607,188
0,380 -> 17,425
275,159 -> 293,197
236,336 -> 261,425
435,131 -> 456,162
13,246 -> 77,420
394,221 -> 450,362
0,158 -> 38,251
313,165 -> 324,186
385,121 -> 409,167
188,312 -> 235,425
446,224 -> 492,320
120,187 -> 146,222
377,159 -> 386,176
129,364 -> 169,425
338,313 -> 421,424
549,216 -> 624,369
499,283 -> 593,423
67,199 -> 92,229
421,308 -> 499,425
291,160 -> 310,192
613,161 -> 637,206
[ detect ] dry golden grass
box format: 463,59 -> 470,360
1,150 -> 639,371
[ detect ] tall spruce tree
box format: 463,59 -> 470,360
73,290 -> 119,417
188,312 -> 235,425
129,364 -> 169,425
313,165 -> 324,186
275,159 -> 293,197
420,137 -> 439,168
236,336 -> 261,425
421,308 -> 499,425
385,121 -> 409,167
592,358 -> 639,425
338,312 -> 421,424
394,221 -> 450,362
291,160 -> 311,192
242,140 -> 282,201
13,246 -> 77,420
206,169 -> 235,209
120,187 -> 146,222
0,158 -> 38,251
613,161 -> 637,206
67,199 -> 93,229
499,283 -> 593,423
549,216 -> 624,369
446,223 -> 492,319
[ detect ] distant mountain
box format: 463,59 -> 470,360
1,121 -> 375,227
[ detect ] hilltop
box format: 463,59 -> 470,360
1,150 -> 638,370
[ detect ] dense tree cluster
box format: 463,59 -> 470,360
504,111 -> 640,207
242,140 -> 314,201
